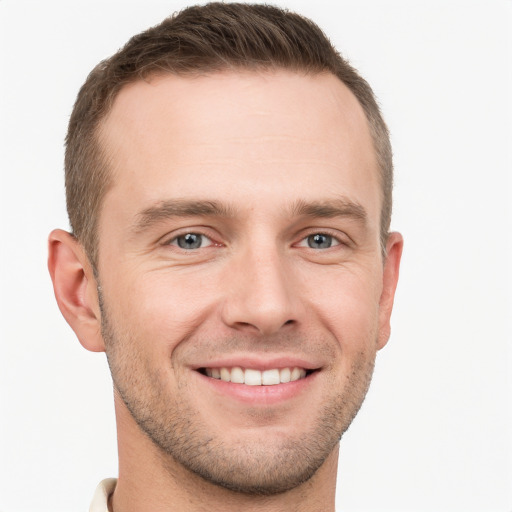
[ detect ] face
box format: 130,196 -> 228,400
94,71 -> 400,494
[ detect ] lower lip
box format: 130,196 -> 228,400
194,371 -> 318,405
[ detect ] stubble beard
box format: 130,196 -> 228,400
100,295 -> 376,496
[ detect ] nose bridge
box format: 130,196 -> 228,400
221,237 -> 300,335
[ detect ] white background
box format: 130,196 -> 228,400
0,1 -> 511,510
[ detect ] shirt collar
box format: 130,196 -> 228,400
89,478 -> 117,512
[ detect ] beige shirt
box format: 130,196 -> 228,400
89,478 -> 117,512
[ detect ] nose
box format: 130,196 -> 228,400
220,245 -> 302,336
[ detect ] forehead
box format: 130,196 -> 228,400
98,70 -> 380,223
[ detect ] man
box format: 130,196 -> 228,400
48,3 -> 402,511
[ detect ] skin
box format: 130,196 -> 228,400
48,70 -> 402,512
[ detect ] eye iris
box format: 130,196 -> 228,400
177,233 -> 202,249
308,233 -> 332,249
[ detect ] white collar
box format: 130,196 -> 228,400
89,478 -> 117,512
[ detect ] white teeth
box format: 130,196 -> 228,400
244,369 -> 262,386
279,367 -> 291,383
220,367 -> 231,382
262,369 -> 280,385
230,366 -> 244,384
290,367 -> 302,381
205,366 -> 309,386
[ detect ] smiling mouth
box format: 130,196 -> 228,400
198,367 -> 316,386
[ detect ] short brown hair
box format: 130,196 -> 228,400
65,2 -> 393,267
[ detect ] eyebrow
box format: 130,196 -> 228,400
290,198 -> 368,224
131,196 -> 368,234
132,199 -> 235,233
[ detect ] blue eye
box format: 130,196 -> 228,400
306,233 -> 337,249
172,233 -> 212,250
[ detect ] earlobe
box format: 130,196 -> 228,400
377,232 -> 403,350
48,229 -> 105,352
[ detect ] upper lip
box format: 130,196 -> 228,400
191,355 -> 322,372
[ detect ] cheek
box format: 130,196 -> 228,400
303,265 -> 382,350
104,267 -> 223,352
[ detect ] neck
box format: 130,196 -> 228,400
111,396 -> 339,512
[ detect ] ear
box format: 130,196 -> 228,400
377,231 -> 403,350
48,229 -> 105,352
